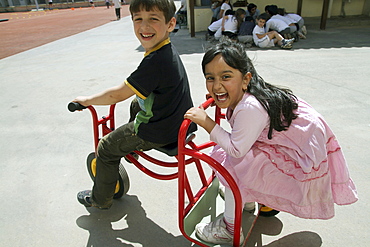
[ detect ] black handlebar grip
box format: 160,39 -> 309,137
68,102 -> 87,112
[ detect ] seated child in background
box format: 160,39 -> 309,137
221,8 -> 246,40
237,16 -> 255,45
245,3 -> 260,22
278,7 -> 307,39
207,9 -> 234,41
184,38 -> 358,245
253,13 -> 294,49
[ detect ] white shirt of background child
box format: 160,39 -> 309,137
285,13 -> 302,23
223,15 -> 238,33
271,14 -> 294,25
252,24 -> 265,44
265,18 -> 288,32
221,3 -> 231,17
209,18 -> 223,32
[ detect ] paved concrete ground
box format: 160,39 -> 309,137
0,6 -> 369,247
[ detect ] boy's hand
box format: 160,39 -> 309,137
73,96 -> 90,107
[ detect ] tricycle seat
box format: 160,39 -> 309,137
154,133 -> 196,156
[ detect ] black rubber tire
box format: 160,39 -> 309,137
259,205 -> 280,217
86,152 -> 130,199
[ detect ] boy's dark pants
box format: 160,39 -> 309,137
91,99 -> 165,206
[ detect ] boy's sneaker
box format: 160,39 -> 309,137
195,217 -> 244,245
281,43 -> 293,49
77,190 -> 112,210
281,38 -> 294,49
302,25 -> 307,35
283,38 -> 295,45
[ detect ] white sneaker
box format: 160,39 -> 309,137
302,25 -> 307,35
195,217 -> 244,245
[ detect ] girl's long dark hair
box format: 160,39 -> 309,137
202,39 -> 298,139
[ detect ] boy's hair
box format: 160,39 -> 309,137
202,39 -> 298,139
225,9 -> 235,16
278,8 -> 287,16
265,4 -> 278,16
245,16 -> 254,22
129,0 -> 176,23
257,13 -> 269,21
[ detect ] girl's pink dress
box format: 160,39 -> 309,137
210,93 -> 358,219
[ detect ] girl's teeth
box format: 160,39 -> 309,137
216,93 -> 227,101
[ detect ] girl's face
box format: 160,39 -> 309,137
132,8 -> 176,52
205,54 -> 251,110
257,18 -> 266,28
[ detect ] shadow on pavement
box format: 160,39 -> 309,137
246,216 -> 322,247
76,194 -> 191,247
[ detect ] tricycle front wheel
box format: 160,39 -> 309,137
86,152 -> 130,199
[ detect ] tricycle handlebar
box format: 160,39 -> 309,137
68,102 -> 87,112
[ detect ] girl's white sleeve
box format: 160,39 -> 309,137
210,104 -> 269,158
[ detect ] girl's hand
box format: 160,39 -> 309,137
206,94 -> 216,106
184,106 -> 207,125
184,106 -> 216,134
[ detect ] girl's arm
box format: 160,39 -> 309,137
221,15 -> 228,31
184,107 -> 216,134
211,105 -> 269,158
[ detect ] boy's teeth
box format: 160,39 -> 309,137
142,34 -> 153,37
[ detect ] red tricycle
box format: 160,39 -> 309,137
68,98 -> 279,247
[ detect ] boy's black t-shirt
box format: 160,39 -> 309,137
126,39 -> 197,144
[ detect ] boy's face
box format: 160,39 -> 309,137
257,18 -> 266,28
132,8 -> 176,52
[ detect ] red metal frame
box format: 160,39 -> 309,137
84,98 -> 244,247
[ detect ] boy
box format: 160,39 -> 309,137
253,13 -> 294,49
73,0 -> 197,209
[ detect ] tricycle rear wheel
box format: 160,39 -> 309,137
259,205 -> 280,217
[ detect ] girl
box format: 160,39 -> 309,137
184,39 -> 358,245
220,8 -> 246,40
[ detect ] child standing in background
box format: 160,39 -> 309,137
184,39 -> 358,245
